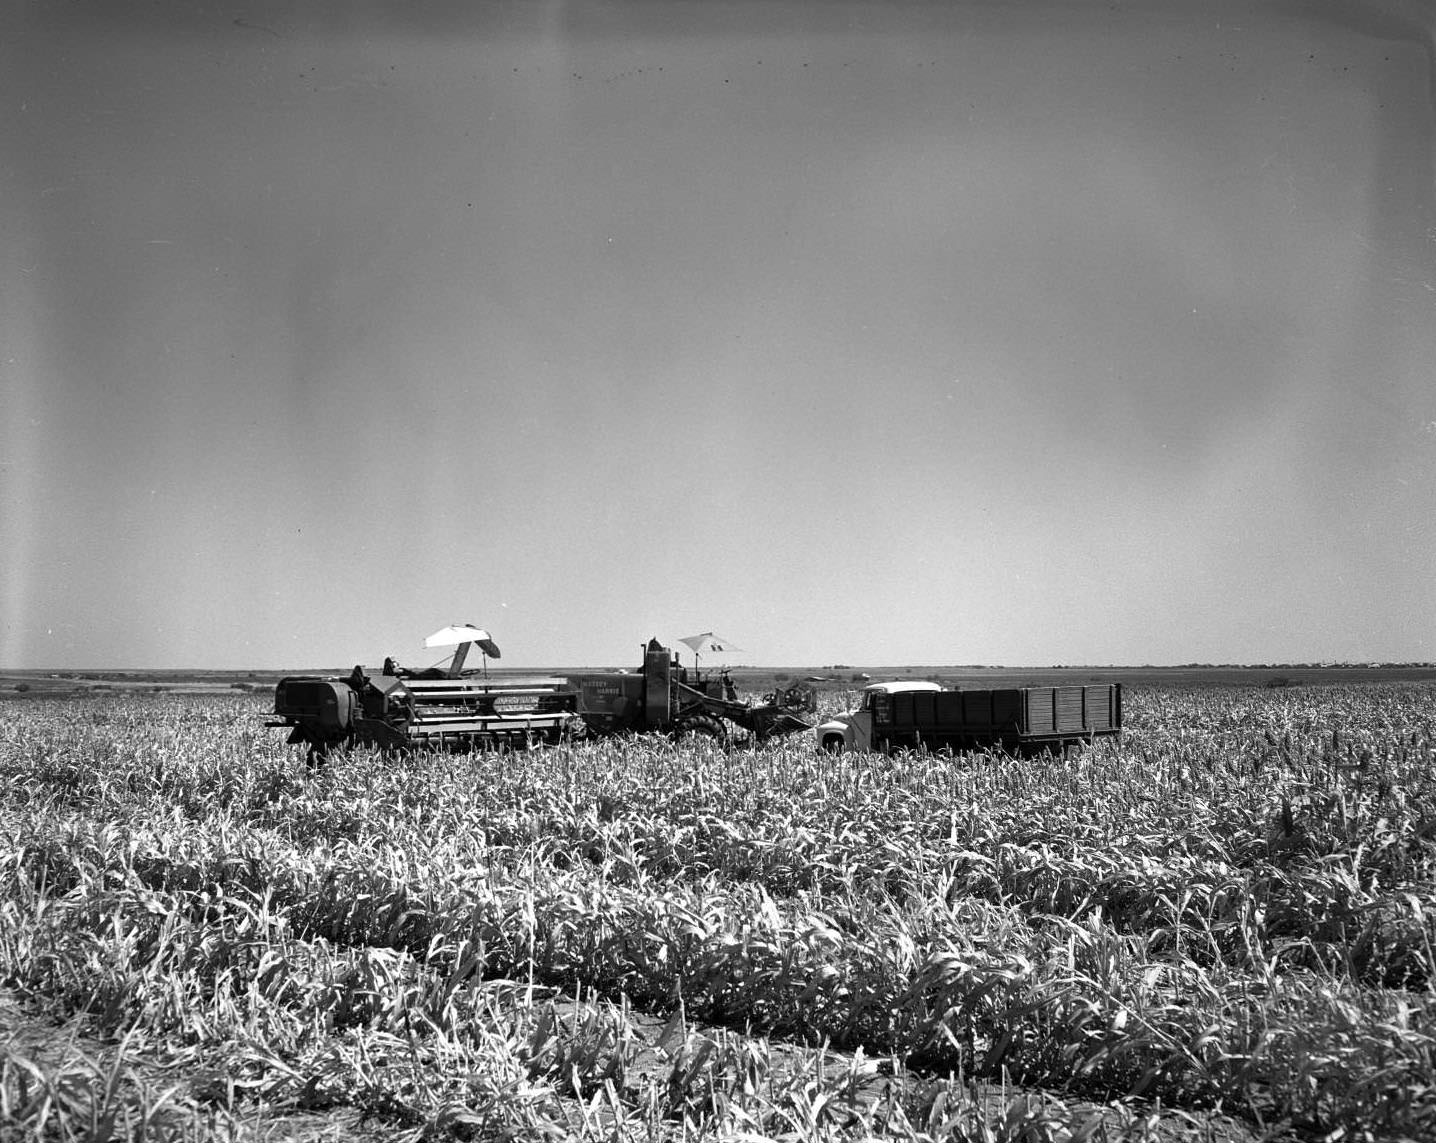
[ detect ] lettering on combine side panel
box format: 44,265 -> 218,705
581,681 -> 627,713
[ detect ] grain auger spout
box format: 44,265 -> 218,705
570,641 -> 818,744
707,679 -> 819,742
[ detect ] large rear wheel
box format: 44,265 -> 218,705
305,737 -> 335,770
673,715 -> 727,744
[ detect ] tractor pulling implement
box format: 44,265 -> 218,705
267,630 -> 817,764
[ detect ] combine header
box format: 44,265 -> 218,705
267,629 -> 816,764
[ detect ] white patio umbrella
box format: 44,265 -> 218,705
678,632 -> 742,671
423,624 -> 501,676
424,624 -> 501,656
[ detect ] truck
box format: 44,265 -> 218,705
267,632 -> 816,764
814,679 -> 1122,756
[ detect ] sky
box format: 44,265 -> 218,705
3,0 -> 1434,670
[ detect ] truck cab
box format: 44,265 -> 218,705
815,681 -> 944,753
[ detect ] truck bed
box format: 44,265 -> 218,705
873,684 -> 1121,753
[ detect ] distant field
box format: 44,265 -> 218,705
749,664 -> 1436,691
4,663 -> 1434,699
0,669 -> 285,697
3,681 -> 1436,1140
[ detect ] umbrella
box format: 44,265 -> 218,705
424,624 -> 501,659
422,628 -> 502,674
678,632 -> 742,669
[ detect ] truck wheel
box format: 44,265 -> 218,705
821,735 -> 845,754
673,715 -> 727,744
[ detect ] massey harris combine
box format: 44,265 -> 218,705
267,627 -> 816,764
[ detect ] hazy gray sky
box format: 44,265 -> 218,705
4,0 -> 1434,669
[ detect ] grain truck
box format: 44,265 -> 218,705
815,679 -> 1121,756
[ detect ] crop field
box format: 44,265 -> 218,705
2,683 -> 1435,1141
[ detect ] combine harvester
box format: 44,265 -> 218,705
267,626 -> 816,764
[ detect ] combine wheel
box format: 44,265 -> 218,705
673,715 -> 727,744
559,714 -> 589,743
304,730 -> 356,770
